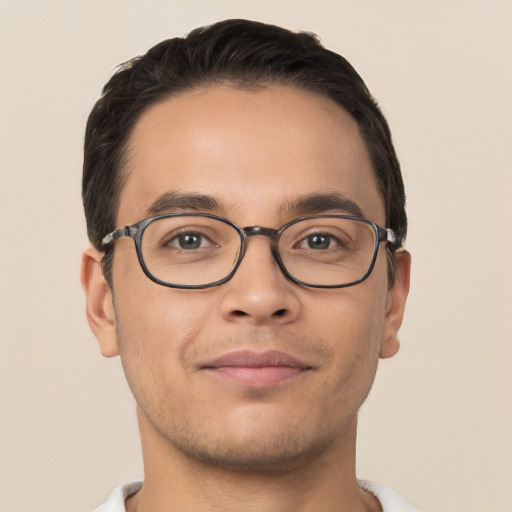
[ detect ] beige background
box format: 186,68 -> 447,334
1,1 -> 510,511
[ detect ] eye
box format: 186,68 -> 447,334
168,232 -> 213,250
299,233 -> 339,250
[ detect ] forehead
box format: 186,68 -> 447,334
118,85 -> 384,226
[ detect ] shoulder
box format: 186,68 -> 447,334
91,481 -> 143,512
358,480 -> 420,512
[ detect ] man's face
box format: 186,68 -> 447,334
87,85 -> 409,470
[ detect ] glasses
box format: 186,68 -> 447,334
102,214 -> 399,289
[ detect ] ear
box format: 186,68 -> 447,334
379,251 -> 411,359
81,247 -> 119,358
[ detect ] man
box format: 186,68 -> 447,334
81,19 -> 416,512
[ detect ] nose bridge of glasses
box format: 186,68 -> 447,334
241,226 -> 279,241
238,226 -> 280,264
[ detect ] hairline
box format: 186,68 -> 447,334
101,79 -> 396,288
113,80 -> 389,230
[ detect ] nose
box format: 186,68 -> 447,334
219,235 -> 301,325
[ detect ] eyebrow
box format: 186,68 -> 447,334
146,192 -> 223,216
279,193 -> 365,219
145,191 -> 365,220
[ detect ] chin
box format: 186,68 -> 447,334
160,414 -> 345,474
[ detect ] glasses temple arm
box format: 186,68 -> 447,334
101,226 -> 131,247
386,228 -> 404,251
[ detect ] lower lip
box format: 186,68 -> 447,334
206,366 -> 307,387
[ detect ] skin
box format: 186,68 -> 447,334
82,85 -> 410,512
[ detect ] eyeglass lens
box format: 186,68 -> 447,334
139,215 -> 378,287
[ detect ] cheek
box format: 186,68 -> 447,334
316,280 -> 386,342
113,287 -> 214,425
311,282 -> 387,381
115,286 -> 211,358
112,249 -> 211,351
111,257 -> 214,396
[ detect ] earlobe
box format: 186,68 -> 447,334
379,251 -> 411,359
81,247 -> 119,358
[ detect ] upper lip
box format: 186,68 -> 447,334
202,350 -> 311,369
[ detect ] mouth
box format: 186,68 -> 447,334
201,350 -> 312,387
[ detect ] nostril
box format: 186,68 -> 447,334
233,310 -> 248,317
273,309 -> 287,317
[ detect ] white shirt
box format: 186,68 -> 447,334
92,479 -> 419,511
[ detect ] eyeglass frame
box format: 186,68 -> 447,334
101,213 -> 401,290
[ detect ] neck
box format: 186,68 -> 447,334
126,408 -> 380,512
